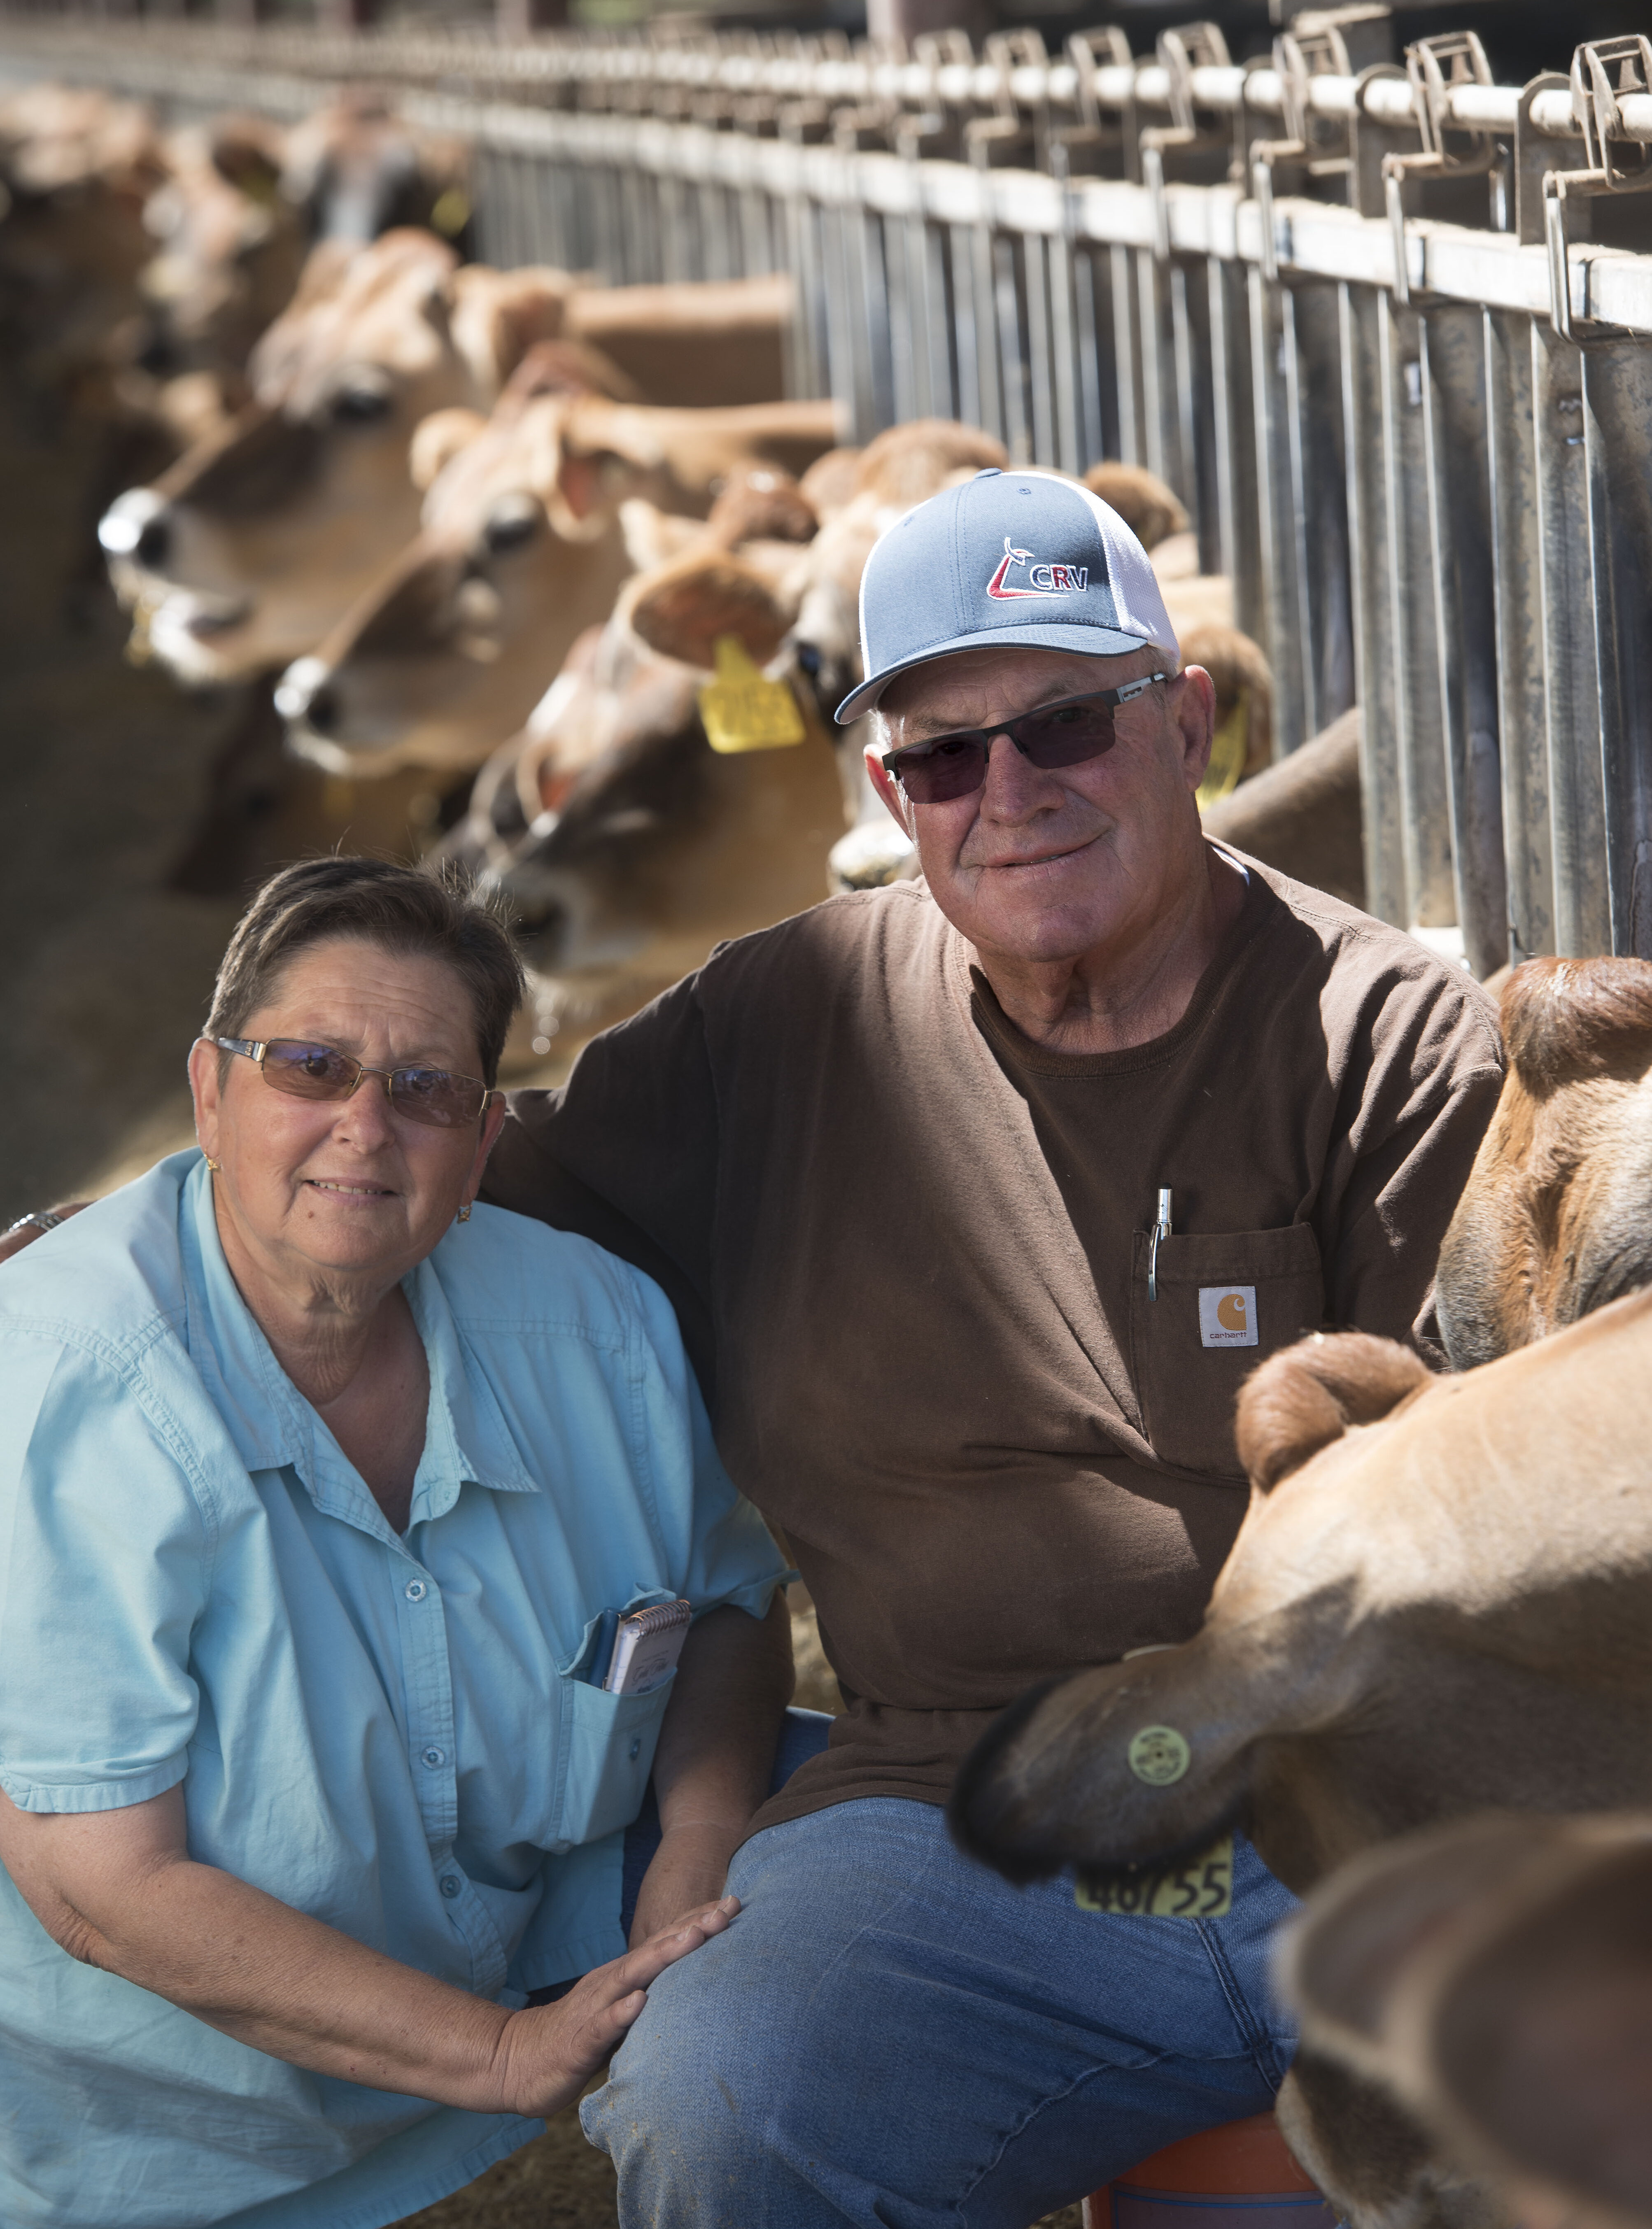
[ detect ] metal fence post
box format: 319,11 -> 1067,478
1379,288 -> 1455,930
1483,305 -> 1556,962
1531,318 -> 1612,957
1340,279 -> 1406,923
1420,301 -> 1508,978
1581,340 -> 1652,959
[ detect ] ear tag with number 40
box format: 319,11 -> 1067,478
698,634 -> 806,755
1075,1832 -> 1234,1919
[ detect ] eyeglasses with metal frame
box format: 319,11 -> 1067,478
208,1036 -> 499,1129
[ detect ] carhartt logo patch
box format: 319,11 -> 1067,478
985,539 -> 1090,600
1199,1286 -> 1257,1348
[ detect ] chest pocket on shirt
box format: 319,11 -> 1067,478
1129,1223 -> 1326,1480
548,1670 -> 676,1856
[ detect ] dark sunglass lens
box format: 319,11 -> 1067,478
261,1041 -> 359,1098
1018,700 -> 1117,768
389,1068 -> 484,1127
896,734 -> 988,804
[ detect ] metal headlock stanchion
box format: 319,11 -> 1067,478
2,5 -> 1652,974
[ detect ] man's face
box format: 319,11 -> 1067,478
868,646 -> 1216,970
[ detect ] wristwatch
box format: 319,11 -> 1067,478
3,1208 -> 70,1238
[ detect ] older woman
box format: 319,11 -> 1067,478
0,857 -> 795,2229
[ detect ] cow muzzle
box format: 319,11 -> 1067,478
99,486 -> 172,574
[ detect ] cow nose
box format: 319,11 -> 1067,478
273,656 -> 335,731
99,487 -> 170,571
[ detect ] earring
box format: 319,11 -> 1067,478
204,1155 -> 221,1174
457,1202 -> 473,1223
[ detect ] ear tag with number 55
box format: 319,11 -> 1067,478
699,634 -> 806,755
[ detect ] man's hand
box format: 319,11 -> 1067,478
496,1898 -> 739,2116
0,1203 -> 88,1265
629,1822 -> 742,1948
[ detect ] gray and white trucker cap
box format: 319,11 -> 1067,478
836,467 -> 1181,724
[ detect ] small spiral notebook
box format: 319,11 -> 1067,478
585,1599 -> 693,1696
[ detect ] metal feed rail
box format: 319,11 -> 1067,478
6,15 -> 1652,975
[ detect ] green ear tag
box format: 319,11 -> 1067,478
1128,1726 -> 1191,1785
1195,687 -> 1249,812
698,634 -> 806,755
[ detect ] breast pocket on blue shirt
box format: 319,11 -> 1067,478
549,1667 -> 676,1855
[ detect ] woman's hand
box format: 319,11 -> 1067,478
629,1822 -> 743,1948
494,1898 -> 739,2117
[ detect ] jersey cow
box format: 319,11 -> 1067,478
274,386 -> 841,778
952,956 -> 1652,2229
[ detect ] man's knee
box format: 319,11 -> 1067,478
580,1931 -> 799,2173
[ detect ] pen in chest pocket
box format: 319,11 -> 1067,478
1148,1187 -> 1172,1301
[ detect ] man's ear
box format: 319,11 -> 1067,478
408,407 -> 488,493
449,263 -> 577,391
865,736 -> 913,838
1174,663 -> 1218,791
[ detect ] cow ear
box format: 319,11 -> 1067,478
409,407 -> 488,493
620,500 -> 707,575
450,263 -> 579,390
1235,1332 -> 1432,1493
1180,623 -> 1274,783
1083,460 -> 1190,553
628,552 -> 794,672
207,112 -> 286,202
799,445 -> 864,520
1279,1816 -> 1561,2075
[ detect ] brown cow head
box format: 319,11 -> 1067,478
130,115 -> 302,398
98,231 -> 576,682
471,547 -> 848,1034
951,1293 -> 1652,1900
1435,957 -> 1652,1370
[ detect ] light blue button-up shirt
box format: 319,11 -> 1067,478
0,1152 -> 789,2229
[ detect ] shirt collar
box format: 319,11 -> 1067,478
178,1157 -> 536,1526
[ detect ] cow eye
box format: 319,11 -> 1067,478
483,498 -> 542,556
795,643 -> 823,678
331,385 -> 391,425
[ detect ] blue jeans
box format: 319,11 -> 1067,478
584,1728 -> 1298,2228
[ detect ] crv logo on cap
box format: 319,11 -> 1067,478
985,539 -> 1090,600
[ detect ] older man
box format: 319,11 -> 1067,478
2,472 -> 1501,2224
470,470 -> 1502,2222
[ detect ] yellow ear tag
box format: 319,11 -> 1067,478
1195,686 -> 1249,813
698,634 -> 807,755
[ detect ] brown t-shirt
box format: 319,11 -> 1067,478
483,857 -> 1503,1832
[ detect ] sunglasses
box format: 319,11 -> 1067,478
880,675 -> 1170,806
210,1036 -> 499,1130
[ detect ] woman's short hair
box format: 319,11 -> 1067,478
205,858 -> 526,1087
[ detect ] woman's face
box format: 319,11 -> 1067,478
189,936 -> 507,1295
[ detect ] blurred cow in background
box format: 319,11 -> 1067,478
273,384 -> 841,777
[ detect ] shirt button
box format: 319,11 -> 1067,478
628,1738 -> 643,1761
405,1579 -> 428,1602
421,1747 -> 445,1769
440,1874 -> 462,1899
